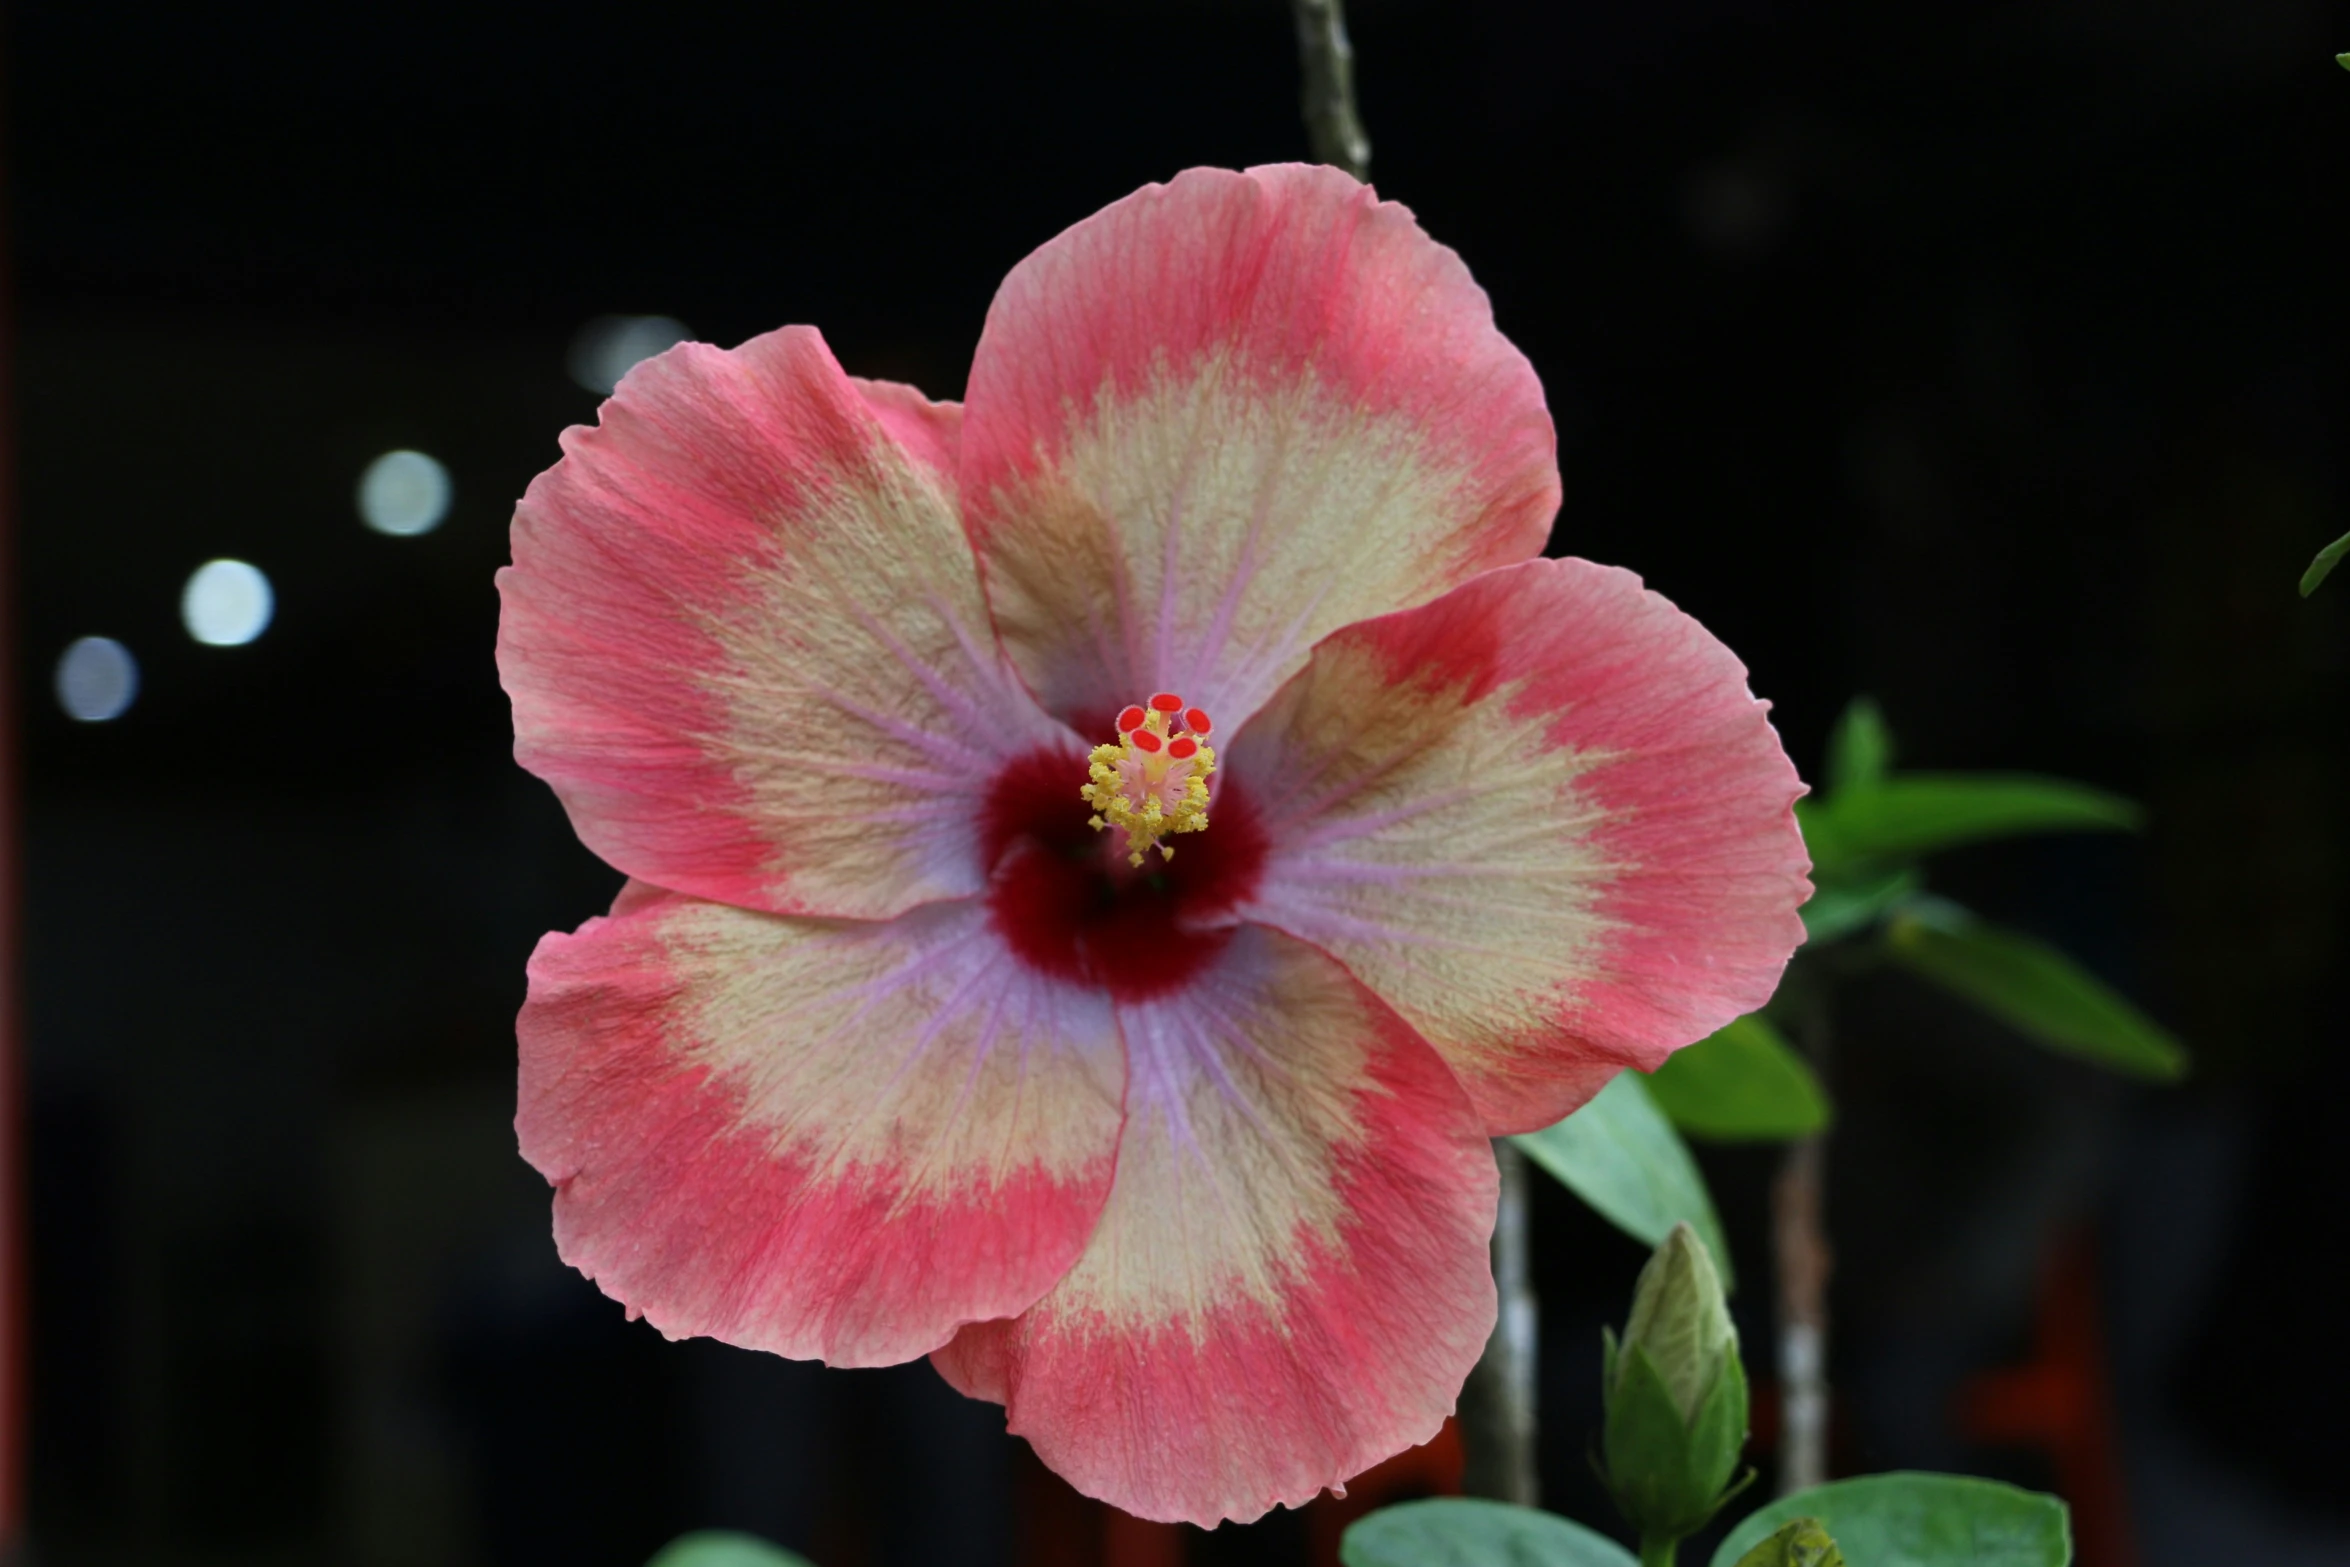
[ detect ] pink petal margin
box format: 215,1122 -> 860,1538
933,926 -> 1497,1527
499,327 -> 1061,922
1231,557 -> 1812,1134
518,882 -> 1124,1367
958,163 -> 1560,733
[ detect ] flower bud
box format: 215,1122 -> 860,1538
1601,1223 -> 1751,1546
1618,1221 -> 1737,1420
1730,1518 -> 1844,1567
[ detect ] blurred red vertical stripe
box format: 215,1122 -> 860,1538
1960,1234 -> 2136,1567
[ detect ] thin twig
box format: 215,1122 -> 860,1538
1289,0 -> 1372,180
1460,1140 -> 1539,1505
1772,990 -> 1834,1496
1292,0 -> 1532,1496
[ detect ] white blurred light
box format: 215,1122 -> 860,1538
182,559 -> 274,647
568,314 -> 691,395
55,637 -> 139,722
358,449 -> 452,537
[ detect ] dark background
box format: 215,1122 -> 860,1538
14,1 -> 2350,1563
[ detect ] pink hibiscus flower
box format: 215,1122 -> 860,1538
498,164 -> 1810,1527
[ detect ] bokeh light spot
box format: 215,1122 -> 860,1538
55,636 -> 139,722
568,314 -> 691,395
182,559 -> 275,647
358,449 -> 452,536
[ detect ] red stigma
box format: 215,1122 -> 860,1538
1184,706 -> 1213,736
1167,736 -> 1199,760
1129,729 -> 1163,753
1116,705 -> 1147,734
1148,692 -> 1185,713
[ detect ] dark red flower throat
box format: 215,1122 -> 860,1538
982,747 -> 1267,1002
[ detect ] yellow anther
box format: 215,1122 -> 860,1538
1077,696 -> 1217,866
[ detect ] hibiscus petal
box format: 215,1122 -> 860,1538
500,328 -> 1062,919
1229,557 -> 1811,1134
932,925 -> 1496,1526
518,882 -> 1124,1367
961,164 -> 1558,733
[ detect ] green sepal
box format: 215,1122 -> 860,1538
1685,1339 -> 1750,1504
1604,1344 -> 1728,1544
1729,1518 -> 1843,1567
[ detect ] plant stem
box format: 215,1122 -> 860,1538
1772,987 -> 1834,1496
1288,0 -> 1372,180
1460,1140 -> 1539,1504
1289,0 -> 1543,1505
1637,1536 -> 1681,1567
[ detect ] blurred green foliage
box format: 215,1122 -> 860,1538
644,1532 -> 817,1567
2301,529 -> 2349,595
1886,902 -> 2186,1080
1642,1016 -> 1828,1143
1341,1497 -> 1640,1567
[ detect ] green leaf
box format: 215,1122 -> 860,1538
1644,1016 -> 1829,1143
1711,1473 -> 2071,1567
1802,776 -> 2140,875
1887,903 -> 2187,1082
1824,698 -> 1893,794
2301,530 -> 2350,596
1341,1497 -> 1639,1567
1800,865 -> 1920,945
1514,1074 -> 1733,1290
646,1532 -> 818,1567
2338,50 -> 2350,70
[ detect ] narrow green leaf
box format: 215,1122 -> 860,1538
2301,530 -> 2350,596
1514,1074 -> 1733,1289
1342,1497 -> 1639,1567
1824,698 -> 1893,795
1800,865 -> 1920,945
1803,774 -> 2140,873
1711,1473 -> 2070,1567
1887,905 -> 2187,1082
1643,1016 -> 1829,1143
647,1532 -> 817,1567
